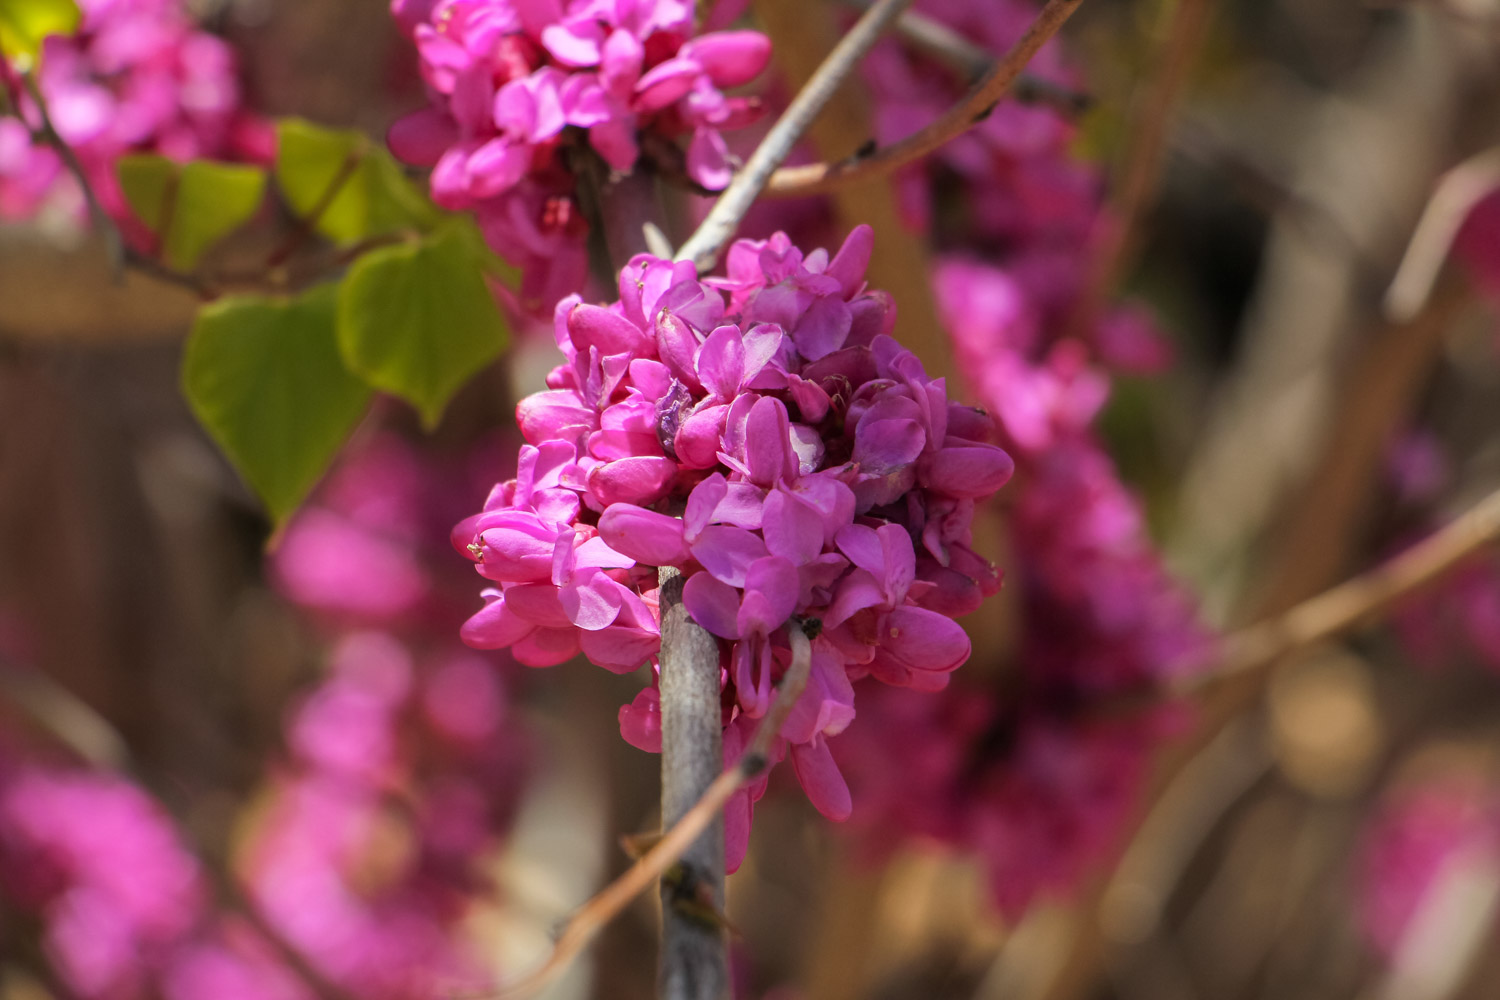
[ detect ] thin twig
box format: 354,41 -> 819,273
265,149 -> 362,268
17,70 -> 219,298
1070,0 -> 1211,336
762,0 -> 1085,198
674,0 -> 913,271
849,2 -> 1093,115
491,624 -> 815,1000
1384,146 -> 1500,322
1188,482 -> 1500,693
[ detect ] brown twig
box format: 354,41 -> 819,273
1384,146 -> 1500,322
854,2 -> 1093,115
673,0 -> 913,271
1191,482 -> 1500,691
762,0 -> 1085,198
1069,0 -> 1211,335
264,149 -> 362,268
490,624 -> 815,1000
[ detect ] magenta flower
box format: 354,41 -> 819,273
390,0 -> 771,314
0,0 -> 268,229
455,225 -> 1012,863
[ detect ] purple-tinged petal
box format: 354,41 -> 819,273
825,224 -> 874,298
682,31 -> 772,88
618,688 -> 662,751
780,642 -> 855,742
715,482 -> 766,529
589,115 -> 639,171
692,525 -> 769,587
790,295 -> 852,360
681,571 -> 741,638
791,737 -> 852,821
737,557 -> 799,636
634,57 -> 700,112
586,457 -> 676,507
686,128 -> 732,191
696,323 -> 746,398
674,401 -> 730,469
655,311 -> 704,389
599,28 -> 644,95
684,473 -> 729,538
920,443 -> 1015,499
512,626 -> 582,667
501,583 -> 573,627
541,20 -> 602,67
560,570 -> 625,630
875,606 -> 971,675
743,395 -> 795,487
387,108 -> 457,167
598,504 -> 690,566
824,569 -> 886,628
568,301 -> 650,356
460,591 -> 534,649
762,488 -> 823,565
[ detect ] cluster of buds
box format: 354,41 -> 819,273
453,225 -> 1013,864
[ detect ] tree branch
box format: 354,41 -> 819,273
1195,481 -> 1500,690
762,0 -> 1085,198
1384,145 -> 1500,322
491,624 -> 814,1000
673,0 -> 913,271
656,564 -> 729,1000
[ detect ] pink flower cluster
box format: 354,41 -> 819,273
1357,774 -> 1500,960
389,0 -> 770,313
797,0 -> 1211,917
834,263 -> 1208,914
0,434 -> 529,1000
0,761 -> 312,1000
0,0 -> 266,225
454,225 -> 1013,867
259,431 -> 530,995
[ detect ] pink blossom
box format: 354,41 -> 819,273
454,225 -> 1012,863
390,0 -> 771,314
0,0 -> 267,228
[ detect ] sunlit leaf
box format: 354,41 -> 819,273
0,0 -> 80,64
182,284 -> 372,526
274,118 -> 437,245
337,224 -> 508,428
119,156 -> 267,271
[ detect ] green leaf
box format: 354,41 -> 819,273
0,0 -> 80,64
119,156 -> 267,271
183,284 -> 372,526
273,118 -> 437,244
337,225 -> 508,428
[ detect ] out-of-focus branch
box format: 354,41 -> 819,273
1384,146 -> 1500,322
1070,0 -> 1211,334
674,0 -> 912,271
762,0 -> 1084,198
844,1 -> 1093,115
492,625 -> 814,1000
17,71 -> 216,298
1195,481 -> 1500,691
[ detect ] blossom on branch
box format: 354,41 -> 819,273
390,0 -> 771,313
453,225 -> 1013,866
0,0 -> 266,226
